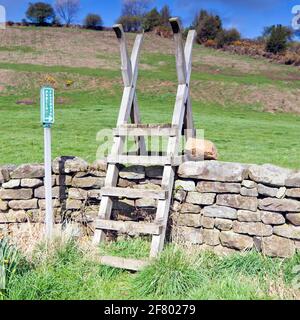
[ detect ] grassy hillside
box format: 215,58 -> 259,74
0,27 -> 300,167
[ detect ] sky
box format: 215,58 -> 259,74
0,0 -> 299,38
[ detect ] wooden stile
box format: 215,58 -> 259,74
93,18 -> 196,270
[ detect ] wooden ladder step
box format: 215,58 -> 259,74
100,255 -> 149,271
101,187 -> 168,200
114,124 -> 179,137
96,219 -> 163,235
107,155 -> 183,166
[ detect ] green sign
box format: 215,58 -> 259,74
41,87 -> 54,126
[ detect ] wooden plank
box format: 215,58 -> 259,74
150,165 -> 175,257
100,256 -> 149,271
93,27 -> 144,245
114,125 -> 179,137
107,155 -> 183,166
96,219 -> 163,235
170,17 -> 187,85
101,187 -> 168,200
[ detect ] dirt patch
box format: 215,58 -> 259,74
16,99 -> 35,105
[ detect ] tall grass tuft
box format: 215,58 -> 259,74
132,246 -> 203,299
0,238 -> 23,299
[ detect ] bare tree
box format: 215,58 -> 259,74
121,0 -> 152,17
55,0 -> 80,26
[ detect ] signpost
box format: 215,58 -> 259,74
41,87 -> 55,240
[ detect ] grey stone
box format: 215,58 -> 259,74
220,231 -> 253,250
203,229 -> 220,246
237,210 -> 261,222
0,200 -> 8,211
8,199 -> 38,210
10,164 -> 44,179
261,211 -> 285,225
186,192 -> 216,205
2,179 -> 20,189
216,194 -> 258,212
202,205 -> 237,219
286,213 -> 300,226
178,161 -> 248,182
286,171 -> 300,187
34,186 -> 60,199
201,216 -> 215,229
286,188 -> 300,199
273,224 -> 300,240
68,188 -> 88,200
53,157 -> 88,174
117,178 -> 136,188
135,198 -> 156,208
177,214 -> 202,227
277,187 -> 286,199
242,180 -> 257,189
215,218 -> 233,231
180,203 -> 201,214
72,176 -> 104,188
0,210 -> 28,223
21,178 -> 43,188
172,201 -> 181,212
174,189 -> 186,202
119,165 -> 145,180
258,198 -> 300,212
0,165 -> 17,183
257,184 -> 278,197
38,199 -> 61,210
87,190 -> 102,200
262,235 -> 295,258
175,180 -> 196,192
233,221 -> 273,237
213,245 -> 237,256
173,226 -> 203,245
145,166 -> 163,179
55,175 -> 72,186
66,199 -> 82,210
89,159 -> 107,172
0,188 -> 33,200
248,164 -> 291,187
196,181 -> 241,193
113,199 -> 135,212
240,187 -> 258,197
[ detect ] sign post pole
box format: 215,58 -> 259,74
40,87 -> 55,241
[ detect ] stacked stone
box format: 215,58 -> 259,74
0,157 -> 106,227
173,161 -> 300,258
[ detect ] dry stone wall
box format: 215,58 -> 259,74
1,157 -> 300,258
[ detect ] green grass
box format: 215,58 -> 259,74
0,31 -> 299,168
1,88 -> 300,168
2,239 -> 300,300
0,46 -> 36,53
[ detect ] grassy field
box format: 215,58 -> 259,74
1,238 -> 300,300
0,27 -> 300,168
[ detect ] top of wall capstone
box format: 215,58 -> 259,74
1,157 -> 300,188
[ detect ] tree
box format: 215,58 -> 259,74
55,0 -> 80,26
265,25 -> 293,54
26,2 -> 55,25
117,0 -> 152,32
193,10 -> 222,43
84,14 -> 103,29
216,28 -> 241,48
142,8 -> 161,32
160,5 -> 171,26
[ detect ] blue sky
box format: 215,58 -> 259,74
0,0 -> 298,38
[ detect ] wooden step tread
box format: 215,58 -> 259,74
96,219 -> 163,235
107,155 -> 183,166
101,187 -> 168,200
100,255 -> 149,271
114,124 -> 179,137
